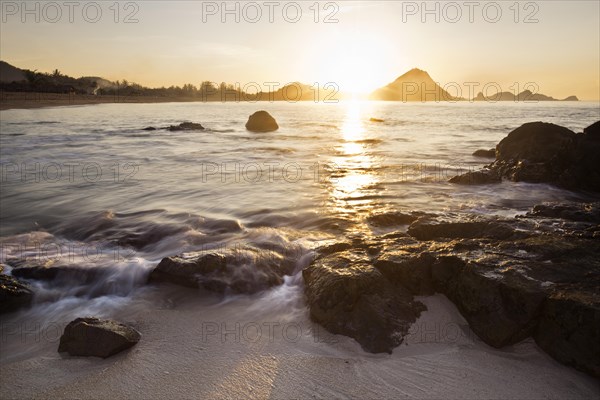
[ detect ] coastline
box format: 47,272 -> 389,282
1,92 -> 596,112
0,92 -> 217,111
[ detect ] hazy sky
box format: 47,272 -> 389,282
1,1 -> 599,99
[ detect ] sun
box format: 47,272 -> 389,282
314,31 -> 392,95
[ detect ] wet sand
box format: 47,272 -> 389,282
1,290 -> 598,400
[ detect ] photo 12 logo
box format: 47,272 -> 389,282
1,1 -> 140,23
200,1 -> 340,23
400,1 -> 540,23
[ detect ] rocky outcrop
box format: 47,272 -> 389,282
245,111 -> 279,132
302,247 -> 426,353
58,317 -> 140,358
0,272 -> 33,314
148,247 -> 296,294
451,121 -> 600,192
304,205 -> 600,377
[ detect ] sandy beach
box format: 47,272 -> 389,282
0,92 -> 214,111
1,289 -> 598,399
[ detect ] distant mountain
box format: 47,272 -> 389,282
474,90 -> 578,102
369,68 -> 459,101
371,68 -> 579,102
0,60 -> 26,82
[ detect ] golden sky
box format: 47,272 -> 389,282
1,1 -> 599,99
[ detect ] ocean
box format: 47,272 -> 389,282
1,101 -> 600,398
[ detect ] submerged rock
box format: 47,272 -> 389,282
58,317 -> 140,358
141,126 -> 156,131
167,122 -> 205,131
303,248 -> 425,353
148,247 -> 295,294
245,111 -> 279,132
369,117 -> 384,123
472,148 -> 495,158
0,273 -> 33,314
449,170 -> 500,185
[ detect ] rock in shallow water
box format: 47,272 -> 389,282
167,122 -> 205,131
449,170 -> 500,185
245,111 -> 279,132
58,317 -> 140,358
148,247 -> 296,294
451,121 -> 600,192
472,148 -> 496,158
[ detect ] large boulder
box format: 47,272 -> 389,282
450,121 -> 600,192
495,122 -> 576,163
245,111 -> 279,132
148,247 -> 295,294
0,273 -> 33,314
58,317 -> 140,358
302,247 -> 425,353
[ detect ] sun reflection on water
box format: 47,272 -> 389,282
328,100 -> 379,220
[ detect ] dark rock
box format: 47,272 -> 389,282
535,291 -> 600,378
523,202 -> 600,223
472,148 -> 496,158
444,263 -> 546,347
496,122 -> 576,163
302,248 -> 425,353
245,111 -> 279,132
167,122 -> 205,131
449,170 -> 501,185
303,206 -> 600,376
148,247 -> 295,294
0,273 -> 33,314
407,216 -> 517,241
583,120 -> 600,138
374,253 -> 436,295
430,256 -> 465,291
58,317 -> 140,358
492,121 -> 600,191
451,121 -> 600,192
142,126 -> 156,131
